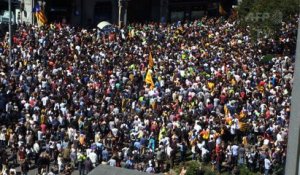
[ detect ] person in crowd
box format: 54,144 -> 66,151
20,159 -> 29,175
84,158 -> 93,175
0,13 -> 296,174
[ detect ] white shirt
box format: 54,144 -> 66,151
230,124 -> 236,135
166,145 -> 173,157
276,133 -> 283,142
41,96 -> 49,106
197,141 -> 205,150
264,158 -> 271,170
9,169 -> 16,175
57,156 -> 63,165
146,166 -> 155,173
111,128 -> 118,137
32,114 -> 38,122
201,147 -> 209,158
108,158 -> 116,166
88,152 -> 98,164
0,132 -> 6,141
24,102 -> 30,110
216,137 -> 222,145
33,142 -> 40,153
56,143 -> 62,151
194,124 -> 202,133
231,145 -> 239,156
68,127 -> 74,140
263,139 -> 270,145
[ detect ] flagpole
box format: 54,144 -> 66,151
32,0 -> 34,25
118,0 -> 123,28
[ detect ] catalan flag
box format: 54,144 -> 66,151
238,111 -> 244,120
33,4 -> 47,26
145,69 -> 155,89
148,51 -> 154,69
239,122 -> 249,132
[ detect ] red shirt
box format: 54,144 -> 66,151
215,144 -> 221,154
265,110 -> 271,119
41,123 -> 47,134
18,149 -> 26,160
240,91 -> 246,99
220,94 -> 226,104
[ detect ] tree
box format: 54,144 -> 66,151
237,0 -> 299,39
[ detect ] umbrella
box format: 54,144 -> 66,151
97,21 -> 112,29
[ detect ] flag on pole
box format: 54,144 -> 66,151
151,101 -> 156,110
145,70 -> 155,89
224,105 -> 229,117
148,51 -> 154,69
239,122 -> 249,132
219,3 -> 227,16
32,4 -> 47,26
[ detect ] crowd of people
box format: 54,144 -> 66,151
0,14 -> 297,175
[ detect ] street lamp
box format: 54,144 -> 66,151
118,0 -> 123,28
123,0 -> 128,26
118,0 -> 128,28
20,0 -> 24,24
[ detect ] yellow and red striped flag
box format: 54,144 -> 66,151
148,51 -> 154,69
36,11 -> 47,26
33,4 -> 47,26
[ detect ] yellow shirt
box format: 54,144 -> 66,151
231,78 -> 236,86
208,82 -> 215,91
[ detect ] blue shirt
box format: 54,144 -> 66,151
134,141 -> 141,150
102,149 -> 109,161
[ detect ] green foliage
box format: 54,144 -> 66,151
273,167 -> 284,175
172,161 -> 263,175
238,165 -> 258,175
185,161 -> 201,175
239,165 -> 250,175
272,165 -> 285,175
174,161 -> 209,175
261,54 -> 273,64
203,170 -> 216,175
237,0 -> 299,39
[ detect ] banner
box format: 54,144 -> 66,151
145,70 -> 154,89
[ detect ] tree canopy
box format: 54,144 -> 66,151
237,0 -> 299,38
